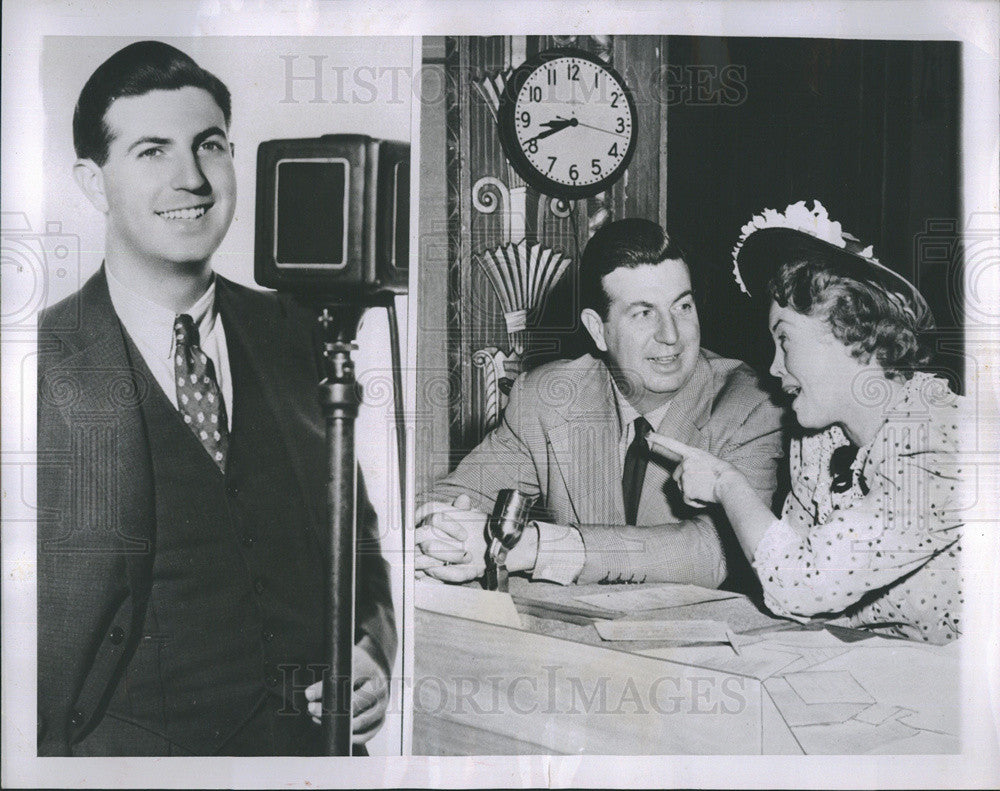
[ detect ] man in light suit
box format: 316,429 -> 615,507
37,41 -> 394,756
416,218 -> 784,589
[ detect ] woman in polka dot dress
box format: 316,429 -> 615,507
650,202 -> 965,645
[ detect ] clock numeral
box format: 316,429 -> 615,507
505,57 -> 635,192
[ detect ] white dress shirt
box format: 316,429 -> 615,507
609,378 -> 673,469
106,267 -> 233,431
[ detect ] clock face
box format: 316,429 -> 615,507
498,48 -> 638,199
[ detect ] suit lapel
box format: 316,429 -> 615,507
546,361 -> 624,527
544,354 -> 717,527
639,353 -> 713,525
652,353 -> 714,446
43,269 -> 156,589
215,280 -> 327,544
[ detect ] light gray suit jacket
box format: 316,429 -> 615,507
430,351 -> 785,586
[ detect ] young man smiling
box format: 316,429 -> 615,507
416,218 -> 784,589
37,41 -> 395,757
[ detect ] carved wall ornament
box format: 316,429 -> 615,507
474,239 -> 573,356
472,347 -> 524,431
472,176 -> 527,245
473,70 -> 527,192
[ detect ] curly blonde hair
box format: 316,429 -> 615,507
768,256 -> 935,381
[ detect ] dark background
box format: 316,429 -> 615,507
664,37 -> 962,387
542,37 -> 962,389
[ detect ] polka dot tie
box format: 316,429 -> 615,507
173,314 -> 229,471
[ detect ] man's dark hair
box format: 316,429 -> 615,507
73,41 -> 231,166
579,218 -> 690,319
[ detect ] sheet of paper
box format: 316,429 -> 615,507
574,584 -> 741,612
801,643 -> 960,737
896,708 -> 958,735
784,670 -> 876,705
763,677 -> 871,727
855,703 -> 905,726
765,629 -> 854,648
765,645 -> 855,676
415,579 -> 523,629
792,716 -> 919,755
595,618 -> 733,643
865,729 -> 961,754
639,642 -> 803,681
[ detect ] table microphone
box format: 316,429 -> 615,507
485,489 -> 535,592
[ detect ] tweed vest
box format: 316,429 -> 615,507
91,323 -> 327,756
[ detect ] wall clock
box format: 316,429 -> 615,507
497,47 -> 638,200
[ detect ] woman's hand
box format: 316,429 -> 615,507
649,433 -> 777,561
648,433 -> 743,507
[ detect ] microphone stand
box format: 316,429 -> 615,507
317,304 -> 364,757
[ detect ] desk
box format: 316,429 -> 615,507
413,578 -> 960,755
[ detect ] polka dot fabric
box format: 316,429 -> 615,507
174,313 -> 230,472
752,373 -> 965,645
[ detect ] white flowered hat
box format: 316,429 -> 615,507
732,200 -> 930,316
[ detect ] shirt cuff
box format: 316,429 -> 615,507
530,521 -> 586,585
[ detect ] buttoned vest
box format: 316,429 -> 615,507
88,323 -> 327,755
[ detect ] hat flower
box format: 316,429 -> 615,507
731,200 -> 877,294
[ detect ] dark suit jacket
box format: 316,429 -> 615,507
430,352 -> 785,585
37,269 -> 396,755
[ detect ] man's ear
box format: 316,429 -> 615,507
73,159 -> 109,214
581,308 -> 608,353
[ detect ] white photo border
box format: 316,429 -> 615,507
2,1 -> 998,789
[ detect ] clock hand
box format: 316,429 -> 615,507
573,120 -> 629,138
523,117 -> 578,144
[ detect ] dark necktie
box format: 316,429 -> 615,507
622,416 -> 652,526
173,313 -> 229,471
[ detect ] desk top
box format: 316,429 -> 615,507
414,578 -> 961,755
